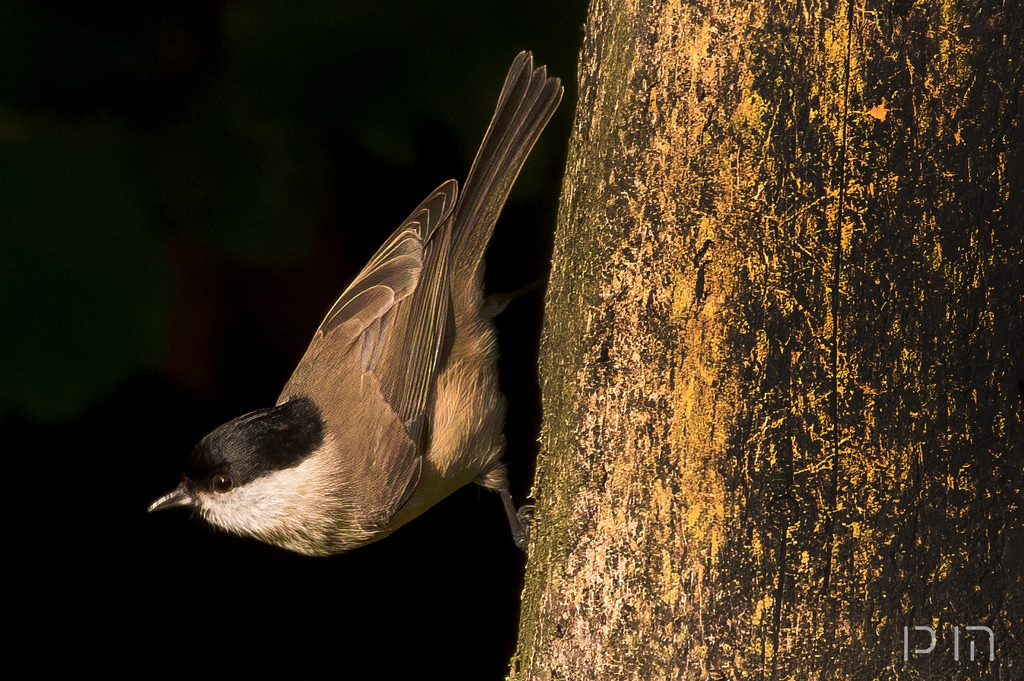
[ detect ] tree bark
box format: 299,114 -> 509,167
513,0 -> 1022,679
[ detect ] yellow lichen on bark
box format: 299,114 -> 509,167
514,0 -> 1022,679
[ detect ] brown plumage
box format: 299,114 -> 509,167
149,52 -> 562,556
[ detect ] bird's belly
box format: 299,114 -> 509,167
384,332 -> 507,533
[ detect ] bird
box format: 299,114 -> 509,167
148,52 -> 562,557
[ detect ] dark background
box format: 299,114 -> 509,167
1,1 -> 586,677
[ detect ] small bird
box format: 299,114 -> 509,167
148,52 -> 562,556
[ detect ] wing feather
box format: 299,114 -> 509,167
304,179 -> 458,442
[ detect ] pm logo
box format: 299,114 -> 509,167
903,625 -> 995,662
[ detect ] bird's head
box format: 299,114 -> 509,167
149,397 -> 332,552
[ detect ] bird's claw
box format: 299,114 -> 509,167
513,502 -> 536,550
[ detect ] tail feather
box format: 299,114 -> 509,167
451,52 -> 562,315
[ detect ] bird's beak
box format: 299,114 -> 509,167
148,481 -> 195,512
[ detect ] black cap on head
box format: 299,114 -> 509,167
185,396 -> 325,491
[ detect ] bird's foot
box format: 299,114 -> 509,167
512,502 -> 536,550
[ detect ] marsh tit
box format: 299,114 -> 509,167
148,52 -> 562,556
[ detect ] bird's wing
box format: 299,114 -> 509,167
319,180 -> 456,338
287,178 -> 456,432
278,181 -> 458,531
318,180 -> 456,445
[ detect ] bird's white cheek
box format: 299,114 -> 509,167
195,447 -> 338,543
198,476 -> 296,537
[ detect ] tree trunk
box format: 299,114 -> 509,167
513,0 -> 1022,679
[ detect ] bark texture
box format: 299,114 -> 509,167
513,0 -> 1022,679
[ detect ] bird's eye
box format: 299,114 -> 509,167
213,474 -> 232,493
